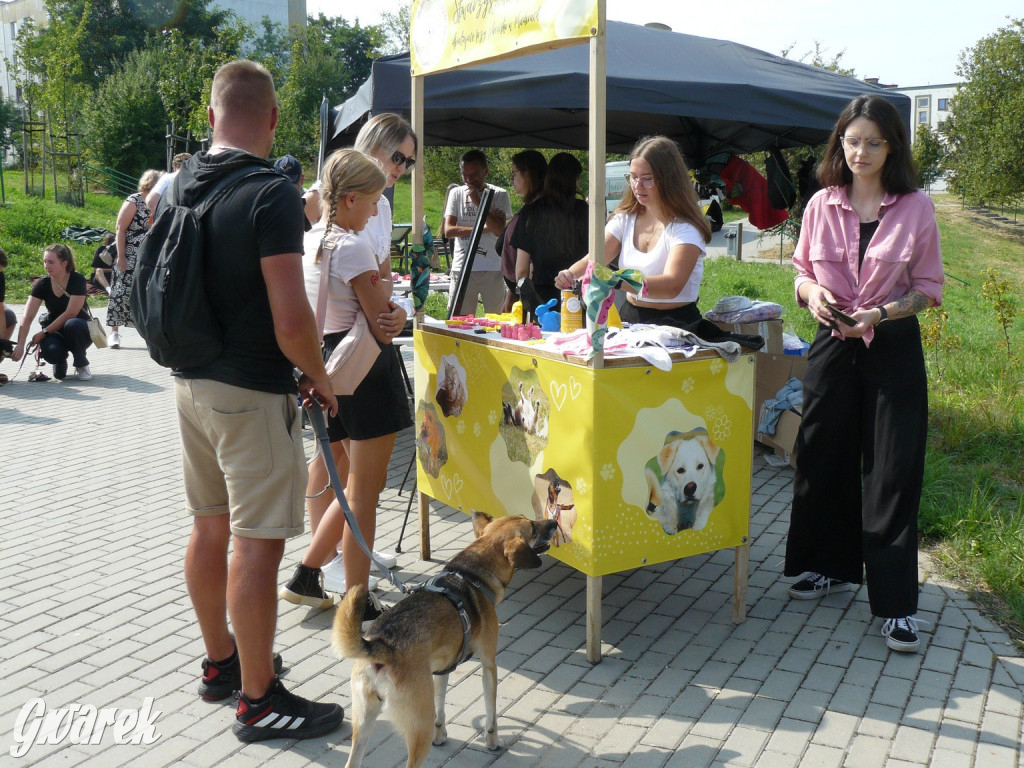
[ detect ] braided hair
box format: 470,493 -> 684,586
316,149 -> 385,263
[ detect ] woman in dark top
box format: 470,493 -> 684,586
12,244 -> 94,381
496,149 -> 547,311
510,152 -> 589,305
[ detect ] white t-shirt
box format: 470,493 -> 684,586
152,170 -> 176,196
360,195 -> 393,267
607,213 -> 706,304
444,184 -> 512,273
303,222 -> 378,334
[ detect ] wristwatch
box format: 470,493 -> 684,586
875,306 -> 888,325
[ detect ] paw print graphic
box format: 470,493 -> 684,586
473,422 -> 482,437
709,358 -> 724,376
456,421 -> 465,435
680,377 -> 695,394
600,463 -> 616,481
488,410 -> 497,425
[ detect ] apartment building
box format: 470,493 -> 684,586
0,0 -> 46,104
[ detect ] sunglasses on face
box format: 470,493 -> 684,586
391,150 -> 415,170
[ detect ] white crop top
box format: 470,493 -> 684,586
606,213 -> 706,304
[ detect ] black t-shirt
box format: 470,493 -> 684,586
29,272 -> 90,321
0,271 -> 6,303
172,150 -> 306,394
509,197 -> 589,288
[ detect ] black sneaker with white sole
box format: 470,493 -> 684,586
787,572 -> 855,600
233,677 -> 343,742
279,564 -> 334,610
361,591 -> 388,631
881,616 -> 925,652
198,648 -> 284,701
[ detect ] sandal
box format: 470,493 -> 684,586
28,371 -> 51,382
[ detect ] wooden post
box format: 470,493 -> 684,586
418,490 -> 431,561
587,5 -> 606,369
732,544 -> 749,623
411,74 -> 425,249
586,575 -> 602,663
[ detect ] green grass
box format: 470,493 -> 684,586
1,172 -> 123,303
4,177 -> 1022,640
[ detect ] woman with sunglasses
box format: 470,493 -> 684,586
300,114 -> 418,595
783,95 -> 944,654
554,135 -> 711,325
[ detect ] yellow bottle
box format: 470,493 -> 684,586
561,289 -> 583,332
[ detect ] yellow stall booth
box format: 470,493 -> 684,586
412,321 -> 755,662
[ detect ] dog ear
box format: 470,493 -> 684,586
472,511 -> 493,537
506,534 -> 543,570
644,465 -> 663,508
657,442 -> 677,475
696,435 -> 720,465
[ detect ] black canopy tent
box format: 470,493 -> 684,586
329,21 -> 909,165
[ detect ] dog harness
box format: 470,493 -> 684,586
415,569 -> 496,675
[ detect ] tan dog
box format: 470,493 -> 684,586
334,512 -> 558,768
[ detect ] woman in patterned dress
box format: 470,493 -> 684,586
106,169 -> 161,348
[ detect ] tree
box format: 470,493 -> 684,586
82,47 -> 168,177
274,14 -> 382,167
913,124 -> 945,190
780,41 -> 857,78
0,97 -> 22,160
944,19 -> 1024,205
377,4 -> 411,56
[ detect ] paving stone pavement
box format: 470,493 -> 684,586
1,309 -> 1022,768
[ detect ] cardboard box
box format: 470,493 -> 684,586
713,318 -> 783,355
754,353 -> 808,467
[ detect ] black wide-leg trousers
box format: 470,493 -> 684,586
784,317 -> 927,618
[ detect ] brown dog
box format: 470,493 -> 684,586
333,512 -> 558,768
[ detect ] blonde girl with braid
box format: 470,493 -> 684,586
280,149 -> 413,622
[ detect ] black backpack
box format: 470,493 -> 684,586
765,146 -> 797,211
131,164 -> 278,369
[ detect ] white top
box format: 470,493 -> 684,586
444,183 -> 512,273
607,213 -> 706,304
303,222 -> 378,334
360,194 -> 393,267
152,170 -> 177,196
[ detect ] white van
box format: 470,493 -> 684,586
605,160 -> 630,216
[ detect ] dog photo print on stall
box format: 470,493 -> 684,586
643,427 -> 726,535
532,468 -> 577,547
498,367 -> 549,465
415,401 -> 449,478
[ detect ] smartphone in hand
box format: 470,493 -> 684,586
824,301 -> 858,326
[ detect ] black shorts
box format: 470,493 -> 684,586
322,333 -> 413,442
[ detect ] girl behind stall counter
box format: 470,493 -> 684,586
554,135 -> 711,325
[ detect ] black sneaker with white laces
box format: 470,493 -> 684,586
279,564 -> 334,610
787,572 -> 855,600
198,648 -> 284,701
233,677 -> 343,742
361,591 -> 388,631
881,616 -> 925,652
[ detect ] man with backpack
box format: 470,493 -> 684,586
158,60 -> 342,742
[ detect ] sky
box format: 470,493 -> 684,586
309,0 -> 1020,87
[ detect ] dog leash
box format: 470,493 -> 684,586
304,404 -> 409,594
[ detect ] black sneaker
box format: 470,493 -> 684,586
233,677 -> 343,742
881,616 -> 925,652
279,564 -> 334,610
198,649 -> 284,701
53,358 -> 68,380
361,591 -> 388,631
787,572 -> 855,600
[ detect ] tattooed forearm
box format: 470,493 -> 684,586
888,289 -> 934,320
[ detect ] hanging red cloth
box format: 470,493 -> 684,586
719,156 -> 789,230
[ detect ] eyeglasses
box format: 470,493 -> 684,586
390,150 -> 415,170
625,173 -> 655,189
840,136 -> 888,154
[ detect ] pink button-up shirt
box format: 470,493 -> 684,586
793,186 -> 943,346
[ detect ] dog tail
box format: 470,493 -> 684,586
332,584 -> 373,659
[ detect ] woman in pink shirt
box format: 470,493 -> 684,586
784,95 -> 943,654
